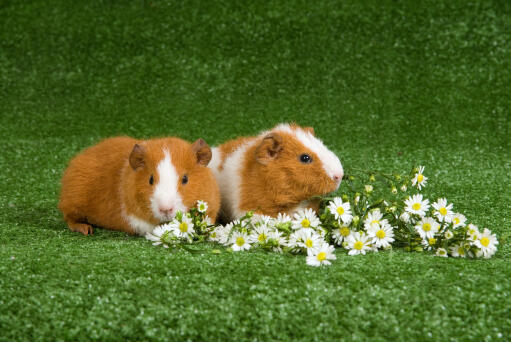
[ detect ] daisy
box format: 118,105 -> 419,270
404,194 -> 430,217
306,242 -> 336,266
467,224 -> 480,241
400,184 -> 407,192
474,228 -> 498,258
363,209 -> 384,231
444,230 -> 454,239
250,224 -> 270,244
415,217 -> 440,239
432,198 -> 454,223
328,197 -> 353,224
411,166 -> 428,190
274,212 -> 292,224
251,214 -> 272,226
196,200 -> 208,213
231,231 -> 251,251
399,212 -> 411,223
367,222 -> 395,249
292,208 -> 320,230
451,213 -> 467,229
332,225 -> 351,246
449,244 -> 467,258
295,228 -> 323,252
346,231 -> 372,255
422,237 -> 437,251
435,248 -> 448,258
268,230 -> 286,253
365,185 -> 373,193
145,225 -> 174,247
169,215 -> 195,239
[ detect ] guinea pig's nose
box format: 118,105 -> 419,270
159,206 -> 175,217
332,173 -> 343,182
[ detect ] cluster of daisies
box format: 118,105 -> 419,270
145,166 -> 499,266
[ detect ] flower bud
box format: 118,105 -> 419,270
391,186 -> 397,194
342,194 -> 349,202
365,185 -> 373,193
400,184 -> 407,192
369,174 -> 376,182
349,175 -> 355,181
352,215 -> 360,225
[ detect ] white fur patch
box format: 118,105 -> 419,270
272,124 -> 343,180
209,147 -> 222,172
209,142 -> 256,221
126,214 -> 155,235
151,149 -> 187,221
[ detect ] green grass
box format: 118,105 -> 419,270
1,0 -> 510,340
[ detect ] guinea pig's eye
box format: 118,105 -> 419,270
299,154 -> 312,164
149,174 -> 154,185
181,174 -> 188,185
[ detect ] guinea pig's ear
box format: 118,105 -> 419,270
303,126 -> 315,136
129,144 -> 146,170
255,133 -> 283,165
191,138 -> 212,166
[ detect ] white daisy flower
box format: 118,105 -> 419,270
421,237 -> 437,251
415,217 -> 440,239
404,194 -> 430,217
365,184 -> 373,193
196,200 -> 208,213
467,224 -> 480,241
346,231 -> 372,255
474,228 -> 498,258
432,198 -> 454,223
363,209 -> 384,231
399,212 -> 411,223
250,224 -> 270,244
327,197 -> 353,224
291,208 -> 320,230
145,224 -> 174,247
273,213 -> 291,224
215,223 -> 233,245
268,230 -> 286,253
251,214 -> 273,226
411,166 -> 428,190
449,244 -> 467,258
400,184 -> 407,192
332,225 -> 351,246
231,231 -> 251,251
294,228 -> 323,251
435,248 -> 448,258
169,215 -> 195,239
444,230 -> 454,240
367,222 -> 395,249
306,242 -> 336,266
451,213 -> 467,229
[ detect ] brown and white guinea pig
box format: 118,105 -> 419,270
59,136 -> 220,235
208,123 -> 343,221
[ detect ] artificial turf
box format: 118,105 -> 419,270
1,0 -> 510,340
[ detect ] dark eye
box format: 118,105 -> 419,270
182,174 -> 188,185
149,174 -> 154,185
299,154 -> 312,164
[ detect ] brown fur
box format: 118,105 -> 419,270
59,137 -> 220,235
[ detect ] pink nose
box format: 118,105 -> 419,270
333,173 -> 343,182
159,207 -> 174,216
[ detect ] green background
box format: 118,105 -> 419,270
1,0 -> 510,340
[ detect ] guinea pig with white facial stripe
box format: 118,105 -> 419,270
59,137 -> 220,235
208,123 -> 343,221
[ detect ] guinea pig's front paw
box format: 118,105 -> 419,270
68,222 -> 94,235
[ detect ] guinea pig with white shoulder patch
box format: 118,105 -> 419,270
59,136 -> 220,235
208,123 -> 343,221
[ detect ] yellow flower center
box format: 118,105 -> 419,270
211,232 -> 217,238
423,223 -> 431,232
305,238 -> 313,248
340,227 -> 350,237
199,204 -> 205,211
179,222 -> 188,233
438,249 -> 446,255
354,241 -> 364,250
417,174 -> 424,182
317,252 -> 327,261
412,203 -> 421,211
301,218 -> 310,228
236,237 -> 245,246
439,207 -> 447,216
428,238 -> 436,245
453,217 -> 460,225
376,230 -> 386,239
336,207 -> 345,215
458,247 -> 465,255
480,237 -> 490,247
371,220 -> 380,226
258,233 -> 267,242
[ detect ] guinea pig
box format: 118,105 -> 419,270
208,123 -> 343,221
59,136 -> 220,235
